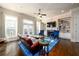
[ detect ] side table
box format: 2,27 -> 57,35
39,40 -> 49,56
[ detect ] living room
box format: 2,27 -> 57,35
0,3 -> 79,56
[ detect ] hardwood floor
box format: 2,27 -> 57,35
0,39 -> 79,56
0,41 -> 23,56
49,39 -> 77,56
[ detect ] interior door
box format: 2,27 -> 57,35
76,15 -> 79,42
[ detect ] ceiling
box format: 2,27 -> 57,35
0,3 -> 79,20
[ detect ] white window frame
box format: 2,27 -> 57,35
5,15 -> 18,38
23,19 -> 34,35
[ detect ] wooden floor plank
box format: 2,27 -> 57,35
0,39 -> 79,56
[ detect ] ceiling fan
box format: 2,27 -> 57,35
34,9 -> 47,18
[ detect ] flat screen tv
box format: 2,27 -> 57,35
47,21 -> 56,27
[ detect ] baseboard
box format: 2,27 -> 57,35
4,37 -> 19,43
5,39 -> 18,43
70,39 -> 79,42
59,37 -> 71,40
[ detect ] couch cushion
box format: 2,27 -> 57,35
23,37 -> 33,46
30,42 -> 43,55
21,40 -> 31,49
31,42 -> 39,50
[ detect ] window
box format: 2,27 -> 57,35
23,19 -> 34,35
5,15 -> 18,38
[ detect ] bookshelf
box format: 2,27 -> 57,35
58,17 -> 71,33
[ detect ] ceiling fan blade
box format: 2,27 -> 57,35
34,13 -> 40,15
41,14 -> 46,16
38,13 -> 41,15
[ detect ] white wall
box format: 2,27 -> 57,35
0,7 -> 5,38
71,7 -> 79,42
